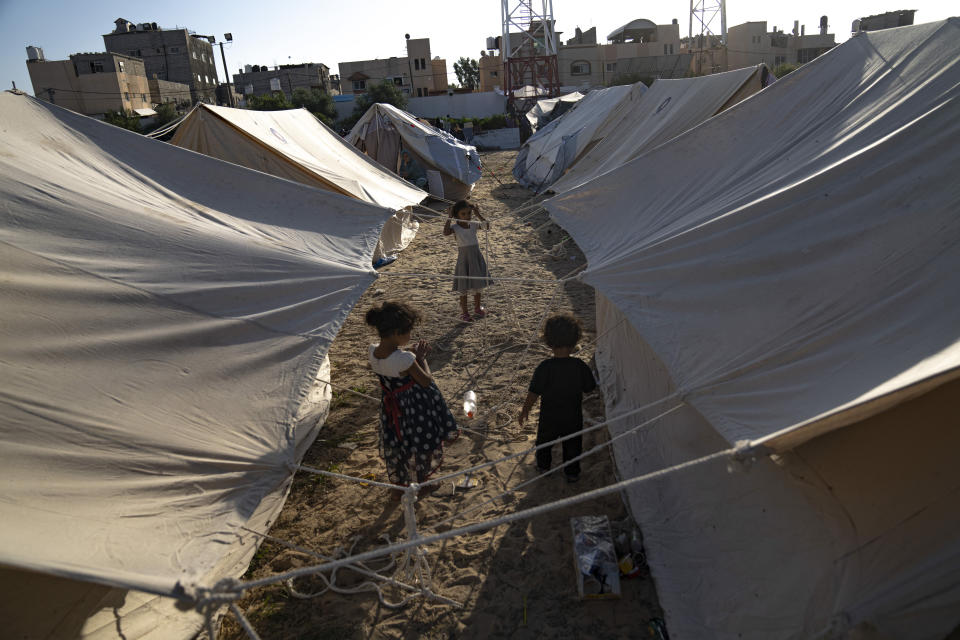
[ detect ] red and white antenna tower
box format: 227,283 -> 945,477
501,0 -> 560,112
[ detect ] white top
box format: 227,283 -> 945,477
451,222 -> 479,247
369,345 -> 417,378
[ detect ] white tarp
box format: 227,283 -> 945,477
512,84 -> 638,192
524,91 -> 584,133
348,103 -> 481,200
0,92 -> 390,637
545,19 -> 960,639
548,65 -> 769,195
170,104 -> 424,261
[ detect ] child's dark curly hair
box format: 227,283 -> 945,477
542,313 -> 582,349
451,199 -> 473,217
365,301 -> 420,337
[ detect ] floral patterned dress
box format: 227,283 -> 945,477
369,346 -> 459,485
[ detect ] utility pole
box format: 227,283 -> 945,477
405,33 -> 415,97
200,33 -> 235,107
220,33 -> 234,107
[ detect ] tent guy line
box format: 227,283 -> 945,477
192,443 -> 743,638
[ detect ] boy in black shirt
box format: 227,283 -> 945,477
518,313 -> 597,482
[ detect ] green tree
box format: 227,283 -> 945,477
291,88 -> 337,125
337,80 -> 410,131
104,110 -> 141,133
608,72 -> 655,87
772,63 -> 800,78
453,57 -> 480,91
246,92 -> 294,111
153,102 -> 179,126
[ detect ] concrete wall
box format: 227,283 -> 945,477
27,56 -> 153,116
727,21 -> 836,70
408,91 -> 505,119
471,127 -> 520,150
333,91 -> 506,123
478,54 -> 502,92
233,65 -> 329,100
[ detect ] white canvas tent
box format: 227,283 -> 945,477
348,103 -> 482,201
0,92 -> 391,638
170,103 -> 424,263
512,84 -> 638,192
524,90 -> 584,134
545,20 -> 960,639
548,65 -> 772,195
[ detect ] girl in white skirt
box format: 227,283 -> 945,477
443,199 -> 494,322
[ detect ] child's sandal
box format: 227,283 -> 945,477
459,312 -> 472,323
473,307 -> 487,318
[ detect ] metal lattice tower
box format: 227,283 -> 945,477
689,0 -> 727,44
501,0 -> 560,112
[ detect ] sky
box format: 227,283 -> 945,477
1,0 -> 955,97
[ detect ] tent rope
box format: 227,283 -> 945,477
220,443 -> 744,606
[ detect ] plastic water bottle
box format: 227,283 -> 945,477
462,390 -> 477,418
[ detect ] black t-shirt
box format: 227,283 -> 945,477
528,357 -> 597,429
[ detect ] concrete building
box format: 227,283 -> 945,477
339,38 -> 447,98
554,19 -> 687,87
148,77 -> 193,107
853,10 -> 916,33
727,18 -> 836,71
102,18 -> 218,103
233,63 -> 332,100
26,47 -> 155,117
478,51 -> 502,92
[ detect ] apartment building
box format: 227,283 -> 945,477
339,37 -> 448,98
233,63 -> 332,100
478,51 -> 502,92
554,19 -> 687,87
727,18 -> 836,71
103,18 -> 218,103
26,47 -> 156,117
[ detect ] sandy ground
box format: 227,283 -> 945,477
219,150 -> 663,640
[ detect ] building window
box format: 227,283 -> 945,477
192,51 -> 197,59
125,92 -> 130,99
141,93 -> 146,101
420,58 -> 426,69
414,58 -> 420,70
774,55 -> 786,66
570,60 -> 590,75
491,70 -> 498,77
393,76 -> 404,86
118,60 -> 125,72
90,60 -> 104,73
605,63 -> 616,72
353,79 -> 366,91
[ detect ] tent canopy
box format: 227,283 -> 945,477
524,91 -> 584,133
347,103 -> 482,191
547,19 -> 960,638
548,65 -> 770,195
513,84 -> 639,192
0,92 -> 389,601
546,19 -> 960,451
169,103 -> 423,262
171,104 -> 426,212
